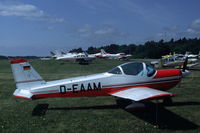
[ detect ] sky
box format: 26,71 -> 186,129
0,0 -> 200,56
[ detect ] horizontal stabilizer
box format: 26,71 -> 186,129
13,88 -> 33,99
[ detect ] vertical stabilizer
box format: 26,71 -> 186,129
10,59 -> 46,99
100,49 -> 107,55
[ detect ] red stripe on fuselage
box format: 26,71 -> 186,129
32,89 -> 109,99
31,80 -> 180,99
154,69 -> 182,79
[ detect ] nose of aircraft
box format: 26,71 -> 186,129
154,69 -> 182,79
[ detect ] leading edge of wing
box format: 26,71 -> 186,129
110,87 -> 175,101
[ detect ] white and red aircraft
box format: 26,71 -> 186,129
10,59 -> 189,110
51,50 -> 95,64
95,49 -> 132,60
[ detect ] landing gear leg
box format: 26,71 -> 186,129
163,97 -> 173,106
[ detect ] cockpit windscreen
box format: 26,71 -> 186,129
108,67 -> 122,74
121,62 -> 143,75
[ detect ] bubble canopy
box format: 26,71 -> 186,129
108,62 -> 156,77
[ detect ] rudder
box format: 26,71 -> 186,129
10,59 -> 46,89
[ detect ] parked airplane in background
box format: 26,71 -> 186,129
40,57 -> 51,60
50,50 -> 66,59
151,52 -> 199,69
95,49 -> 132,60
51,50 -> 95,64
185,51 -> 200,59
10,59 -> 189,110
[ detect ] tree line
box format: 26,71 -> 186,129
1,37 -> 200,59
70,37 -> 200,59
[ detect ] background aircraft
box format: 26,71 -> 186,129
51,50 -> 95,64
151,52 -> 199,69
10,58 -> 189,110
95,49 -> 132,60
185,51 -> 200,58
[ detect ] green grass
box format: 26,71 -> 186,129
0,59 -> 199,133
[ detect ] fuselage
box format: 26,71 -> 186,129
26,63 -> 182,99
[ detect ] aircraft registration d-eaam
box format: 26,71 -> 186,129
10,59 -> 189,110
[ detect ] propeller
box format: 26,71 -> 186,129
181,56 -> 190,77
182,56 -> 188,72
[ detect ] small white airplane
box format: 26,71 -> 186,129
40,57 -> 51,60
185,51 -> 200,58
50,50 -> 66,59
95,49 -> 132,60
10,59 -> 189,110
51,50 -> 95,64
151,52 -> 199,69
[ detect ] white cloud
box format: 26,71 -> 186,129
95,28 -> 114,35
46,26 -> 54,30
0,2 -> 65,23
77,25 -> 125,36
75,0 -> 112,11
146,18 -> 200,42
187,18 -> 200,34
163,26 -> 179,32
74,24 -> 129,45
78,24 -> 91,33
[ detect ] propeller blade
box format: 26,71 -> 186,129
182,56 -> 188,72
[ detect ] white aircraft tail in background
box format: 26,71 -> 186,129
100,49 -> 107,55
95,49 -> 132,60
50,50 -> 66,58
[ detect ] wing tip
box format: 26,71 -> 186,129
10,58 -> 27,64
140,93 -> 175,101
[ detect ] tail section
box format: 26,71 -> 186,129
50,51 -> 55,56
10,59 -> 46,99
51,50 -> 64,58
100,49 -> 107,55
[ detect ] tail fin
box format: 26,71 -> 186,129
101,49 -> 107,55
10,59 -> 46,99
50,51 -> 55,56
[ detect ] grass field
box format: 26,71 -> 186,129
0,59 -> 200,133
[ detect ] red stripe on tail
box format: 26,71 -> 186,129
10,59 -> 27,64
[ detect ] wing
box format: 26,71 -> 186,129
111,87 -> 175,101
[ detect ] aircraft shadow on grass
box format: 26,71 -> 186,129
32,101 -> 200,130
125,102 -> 200,130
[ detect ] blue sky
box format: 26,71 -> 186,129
0,0 -> 200,56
